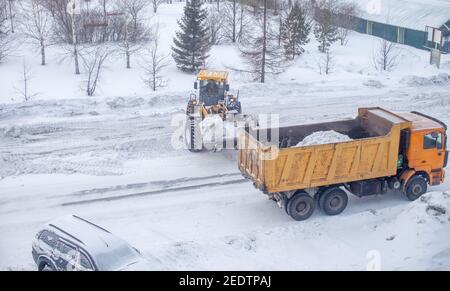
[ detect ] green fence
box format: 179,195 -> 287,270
353,17 -> 428,50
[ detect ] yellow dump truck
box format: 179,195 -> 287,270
239,108 -> 448,221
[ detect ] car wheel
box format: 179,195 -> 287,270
39,261 -> 56,271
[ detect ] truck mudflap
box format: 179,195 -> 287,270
444,150 -> 448,168
431,169 -> 446,185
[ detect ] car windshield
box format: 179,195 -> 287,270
94,243 -> 141,271
199,80 -> 225,106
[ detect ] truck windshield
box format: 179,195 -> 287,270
199,80 -> 225,106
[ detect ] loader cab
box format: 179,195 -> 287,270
401,112 -> 448,185
194,70 -> 230,106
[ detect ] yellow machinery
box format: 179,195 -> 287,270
239,108 -> 448,221
185,70 -> 245,152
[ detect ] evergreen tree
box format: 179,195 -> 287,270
281,2 -> 311,60
172,0 -> 210,72
313,1 -> 338,53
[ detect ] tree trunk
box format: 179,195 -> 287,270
8,0 -> 14,33
74,44 -> 80,75
232,0 -> 236,43
126,50 -> 131,69
239,2 -> 244,42
261,0 -> 267,83
40,39 -> 46,66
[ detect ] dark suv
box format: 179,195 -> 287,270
32,215 -> 151,271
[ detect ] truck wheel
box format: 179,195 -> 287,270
319,187 -> 348,216
185,117 -> 203,152
286,192 -> 315,221
404,176 -> 427,201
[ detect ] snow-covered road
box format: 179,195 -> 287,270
1,77 -> 450,270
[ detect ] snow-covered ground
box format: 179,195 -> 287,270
1,3 -> 450,270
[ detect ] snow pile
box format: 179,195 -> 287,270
400,73 -> 450,87
417,192 -> 450,223
107,97 -> 146,109
2,126 -> 22,138
200,115 -> 236,148
363,80 -> 384,88
294,130 -> 352,147
200,115 -> 225,144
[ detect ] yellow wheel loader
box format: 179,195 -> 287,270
185,70 -> 254,152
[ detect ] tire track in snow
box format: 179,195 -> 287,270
68,172 -> 243,197
61,178 -> 247,206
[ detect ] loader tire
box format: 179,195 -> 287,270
319,187 -> 348,216
286,192 -> 315,221
185,117 -> 203,152
404,176 -> 427,201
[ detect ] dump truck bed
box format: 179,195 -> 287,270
238,108 -> 412,193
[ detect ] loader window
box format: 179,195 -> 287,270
423,132 -> 442,149
199,80 -> 225,106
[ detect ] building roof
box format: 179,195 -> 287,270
351,0 -> 450,31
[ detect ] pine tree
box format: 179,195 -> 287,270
172,0 -> 210,73
281,2 -> 311,60
313,2 -> 338,53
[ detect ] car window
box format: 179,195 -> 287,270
79,253 -> 93,270
95,243 -> 140,271
424,132 -> 442,149
57,240 -> 75,255
40,230 -> 58,248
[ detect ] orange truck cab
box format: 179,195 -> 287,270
398,111 -> 448,189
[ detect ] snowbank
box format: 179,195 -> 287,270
294,131 -> 352,147
400,73 -> 450,87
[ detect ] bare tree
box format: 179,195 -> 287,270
335,1 -> 359,46
143,32 -> 169,91
7,0 -> 14,33
151,0 -> 164,13
18,0 -> 53,66
207,5 -> 225,45
115,0 -> 152,69
15,61 -> 38,101
373,38 -> 399,71
317,49 -> 334,75
223,0 -> 239,43
0,0 -> 14,63
80,44 -> 111,96
239,0 -> 285,82
40,0 -> 74,43
117,0 -> 149,33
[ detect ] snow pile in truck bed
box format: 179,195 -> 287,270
294,130 -> 352,147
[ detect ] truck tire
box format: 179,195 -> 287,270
185,117 -> 203,152
286,192 -> 315,221
404,176 -> 427,201
319,187 -> 348,216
